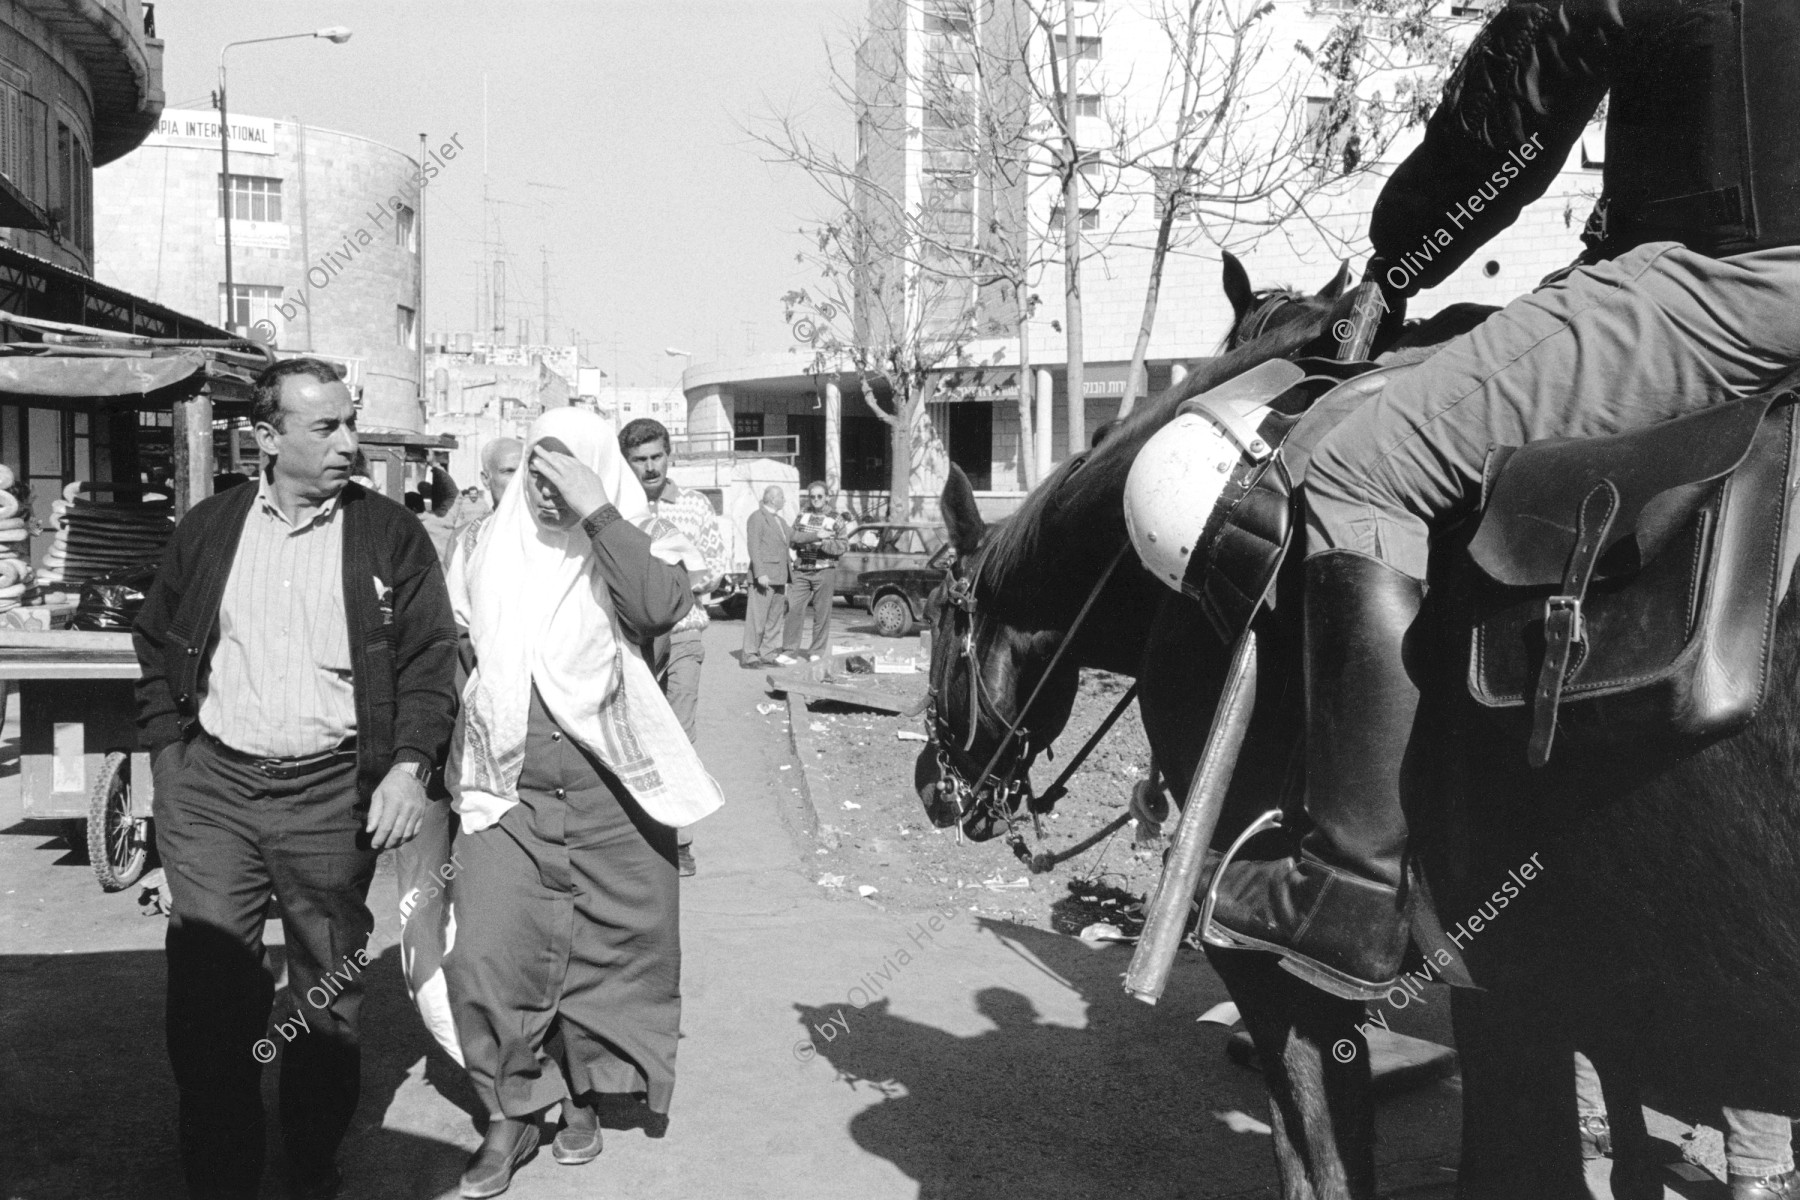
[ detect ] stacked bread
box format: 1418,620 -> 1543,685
40,482 -> 173,588
0,465 -> 31,612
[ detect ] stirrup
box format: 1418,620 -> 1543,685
1199,808 -> 1399,1003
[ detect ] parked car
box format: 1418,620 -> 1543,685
834,523 -> 948,603
856,543 -> 954,637
703,572 -> 749,620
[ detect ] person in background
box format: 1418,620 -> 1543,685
447,438 -> 524,574
133,357 -> 458,1200
442,408 -> 720,1197
777,480 -> 847,664
742,486 -> 789,668
480,438 -> 523,508
416,467 -> 460,566
404,492 -> 426,514
619,418 -> 727,877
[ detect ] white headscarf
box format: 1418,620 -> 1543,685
450,406 -> 720,831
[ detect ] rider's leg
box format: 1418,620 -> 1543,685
1211,240 -> 1800,995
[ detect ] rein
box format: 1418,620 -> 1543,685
929,540 -> 1132,832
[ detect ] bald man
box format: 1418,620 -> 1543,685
447,438 -> 523,571
742,486 -> 789,668
480,437 -> 523,507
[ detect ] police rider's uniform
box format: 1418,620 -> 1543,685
1204,0 -> 1800,999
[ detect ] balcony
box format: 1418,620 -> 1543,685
21,0 -> 165,165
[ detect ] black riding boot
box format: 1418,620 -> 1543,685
1208,549 -> 1421,999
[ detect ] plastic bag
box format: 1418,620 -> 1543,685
71,562 -> 159,631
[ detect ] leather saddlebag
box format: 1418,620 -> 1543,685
1466,393 -> 1799,764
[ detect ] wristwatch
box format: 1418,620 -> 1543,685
391,760 -> 427,782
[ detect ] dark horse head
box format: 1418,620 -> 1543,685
916,253 -> 1359,841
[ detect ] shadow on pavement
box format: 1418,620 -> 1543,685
791,916 -> 1332,1200
0,943 -> 474,1200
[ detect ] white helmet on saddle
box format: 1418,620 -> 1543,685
1124,360 -> 1302,596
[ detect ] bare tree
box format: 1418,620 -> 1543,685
1111,0 -> 1476,415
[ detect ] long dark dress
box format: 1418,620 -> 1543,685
444,509 -> 694,1118
447,686 -> 680,1116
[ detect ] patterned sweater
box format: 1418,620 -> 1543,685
649,482 -> 728,635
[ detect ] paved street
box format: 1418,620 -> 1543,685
4,612 -> 1462,1200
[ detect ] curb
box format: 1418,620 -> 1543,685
780,690 -> 825,840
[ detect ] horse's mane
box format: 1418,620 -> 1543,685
977,309 -> 1336,607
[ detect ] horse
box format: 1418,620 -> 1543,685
918,256 -> 1800,1198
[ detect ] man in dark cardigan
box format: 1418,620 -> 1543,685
133,357 -> 459,1200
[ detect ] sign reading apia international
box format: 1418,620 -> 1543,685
145,108 -> 277,156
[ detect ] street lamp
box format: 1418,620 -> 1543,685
216,26 -> 352,335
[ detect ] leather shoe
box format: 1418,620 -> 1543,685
552,1100 -> 604,1166
1733,1169 -> 1800,1200
460,1117 -> 538,1198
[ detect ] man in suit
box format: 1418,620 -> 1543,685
742,485 -> 789,668
134,357 -> 459,1200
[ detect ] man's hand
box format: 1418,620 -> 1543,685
530,445 -> 611,520
367,764 -> 430,850
755,574 -> 773,592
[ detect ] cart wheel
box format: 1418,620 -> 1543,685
88,751 -> 147,892
872,593 -> 914,638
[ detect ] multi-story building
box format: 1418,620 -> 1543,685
424,336 -> 573,486
94,110 -> 437,432
688,0 -> 1609,517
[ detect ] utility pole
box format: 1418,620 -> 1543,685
1061,0 -> 1085,459
417,132 -> 427,422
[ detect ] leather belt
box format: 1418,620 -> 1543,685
199,729 -> 358,780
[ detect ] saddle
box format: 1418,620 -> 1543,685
1466,378 -> 1800,765
1193,362 -> 1800,767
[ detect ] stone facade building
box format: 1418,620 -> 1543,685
94,111 -> 443,432
688,0 -> 1609,517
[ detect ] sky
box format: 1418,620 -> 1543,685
152,0 -> 866,388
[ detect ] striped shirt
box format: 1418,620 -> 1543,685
649,483 -> 728,636
197,477 -> 356,757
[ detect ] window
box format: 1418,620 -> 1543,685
924,1 -> 973,36
394,203 -> 417,252
54,122 -> 88,252
733,411 -> 765,451
396,305 -> 417,350
0,75 -> 24,190
1048,204 -> 1099,233
1303,94 -> 1359,173
1074,94 -> 1102,118
849,527 -> 882,552
219,283 -> 283,333
217,174 -> 283,223
1053,35 -> 1102,60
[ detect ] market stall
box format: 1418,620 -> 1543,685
0,322 -> 266,890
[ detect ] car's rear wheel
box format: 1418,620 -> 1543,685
872,593 -> 913,638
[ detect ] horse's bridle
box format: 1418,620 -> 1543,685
925,541 -> 1131,837
1234,292 -> 1303,349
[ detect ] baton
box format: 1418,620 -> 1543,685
1123,631 -> 1259,1005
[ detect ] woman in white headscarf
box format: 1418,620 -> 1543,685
442,407 -> 721,1198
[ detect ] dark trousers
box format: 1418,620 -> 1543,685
153,735 -> 376,1199
782,566 -> 835,657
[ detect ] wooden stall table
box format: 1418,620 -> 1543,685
0,629 -> 149,889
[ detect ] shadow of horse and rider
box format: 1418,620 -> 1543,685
793,915 -> 1461,1200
